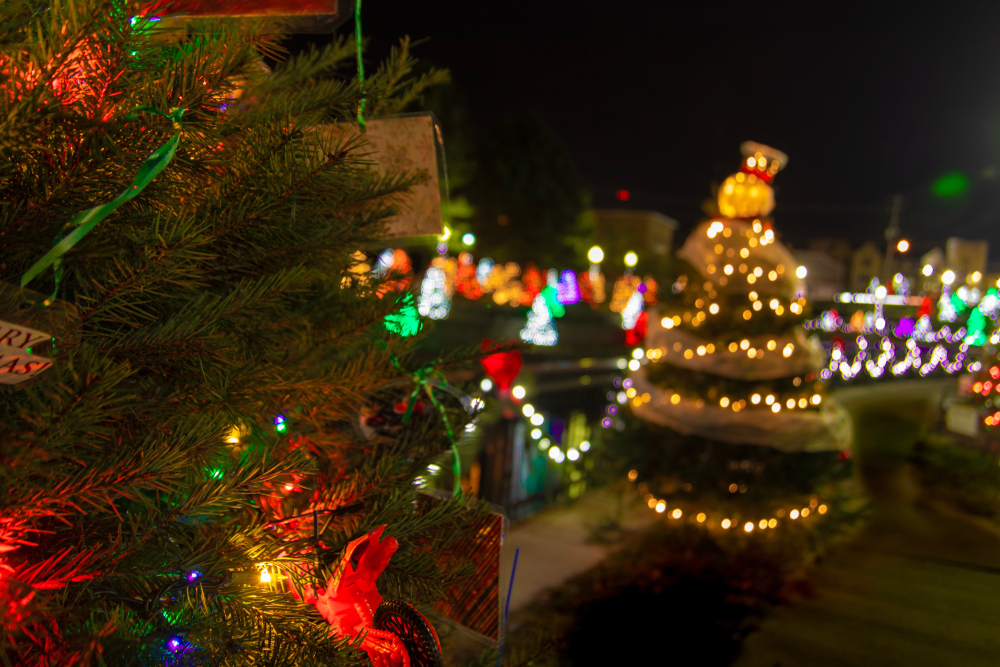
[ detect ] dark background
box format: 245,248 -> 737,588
354,1 -> 1000,255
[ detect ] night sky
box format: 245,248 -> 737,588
359,2 -> 1000,257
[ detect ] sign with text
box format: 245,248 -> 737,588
0,320 -> 53,385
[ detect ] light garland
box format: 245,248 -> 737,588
645,337 -> 796,363
806,312 -> 970,344
824,335 -> 970,381
629,470 -> 828,531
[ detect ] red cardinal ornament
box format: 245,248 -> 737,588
308,526 -> 443,667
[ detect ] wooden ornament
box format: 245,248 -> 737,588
0,321 -> 53,385
0,283 -> 79,387
155,0 -> 342,17
322,114 -> 444,238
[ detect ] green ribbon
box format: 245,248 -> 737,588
354,0 -> 366,129
21,106 -> 185,305
389,353 -> 462,497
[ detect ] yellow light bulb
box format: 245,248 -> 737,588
260,569 -> 272,583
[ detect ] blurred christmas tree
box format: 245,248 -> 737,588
630,143 -> 850,452
0,2 -> 485,665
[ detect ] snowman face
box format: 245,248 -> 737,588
717,172 -> 775,218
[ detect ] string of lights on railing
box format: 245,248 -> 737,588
825,336 -> 974,381
627,469 -> 828,532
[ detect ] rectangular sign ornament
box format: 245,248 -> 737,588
0,321 -> 53,385
155,0 -> 341,16
320,114 -> 444,239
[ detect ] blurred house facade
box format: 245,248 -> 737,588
594,209 -> 678,265
946,238 -> 989,282
802,236 -> 990,299
849,241 -> 882,292
793,249 -> 846,301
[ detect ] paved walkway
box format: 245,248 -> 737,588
499,486 -> 655,612
496,379 -> 1000,666
736,379 -> 1000,667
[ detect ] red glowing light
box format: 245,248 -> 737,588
615,189 -> 631,201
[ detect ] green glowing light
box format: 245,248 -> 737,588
209,469 -> 223,479
276,423 -> 286,433
932,172 -> 969,198
384,292 -> 423,338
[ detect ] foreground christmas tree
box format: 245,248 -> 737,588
631,143 -> 850,451
0,3 -> 487,665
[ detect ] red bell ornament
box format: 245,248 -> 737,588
480,341 -> 522,393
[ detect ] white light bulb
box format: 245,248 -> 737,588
796,266 -> 808,279
512,385 -> 526,399
530,413 -> 544,426
587,246 -> 604,263
480,378 -> 493,392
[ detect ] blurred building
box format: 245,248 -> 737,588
919,247 -> 945,292
946,238 -> 988,282
849,242 -> 882,292
807,238 -> 853,266
793,249 -> 846,301
594,209 -> 678,264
